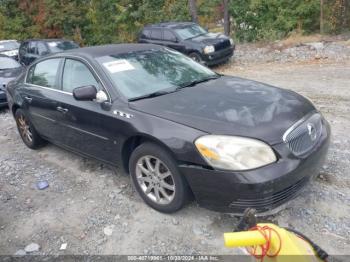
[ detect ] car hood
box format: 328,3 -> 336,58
129,76 -> 315,145
185,32 -> 229,46
0,67 -> 23,87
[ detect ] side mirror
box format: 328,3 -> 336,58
73,85 -> 97,101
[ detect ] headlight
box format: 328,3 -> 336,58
203,45 -> 215,54
195,135 -> 276,171
229,38 -> 234,45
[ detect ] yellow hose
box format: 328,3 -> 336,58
224,231 -> 267,248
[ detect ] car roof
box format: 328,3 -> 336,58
23,39 -> 74,42
59,44 -> 163,58
0,40 -> 18,43
144,22 -> 196,29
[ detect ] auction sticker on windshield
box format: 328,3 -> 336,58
103,59 -> 135,73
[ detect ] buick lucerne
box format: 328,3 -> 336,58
6,44 -> 330,214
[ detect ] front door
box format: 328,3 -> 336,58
56,58 -> 117,162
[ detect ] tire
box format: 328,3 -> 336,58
15,108 -> 45,149
129,142 -> 190,213
188,52 -> 204,64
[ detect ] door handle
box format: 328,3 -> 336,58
56,106 -> 68,114
24,96 -> 32,103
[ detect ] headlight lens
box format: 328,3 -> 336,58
203,45 -> 215,54
229,38 -> 234,45
195,135 -> 276,171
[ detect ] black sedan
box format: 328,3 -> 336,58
6,44 -> 330,214
0,55 -> 24,107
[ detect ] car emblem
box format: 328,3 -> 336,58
307,123 -> 317,141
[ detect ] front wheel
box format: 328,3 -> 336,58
188,52 -> 204,64
129,143 -> 190,213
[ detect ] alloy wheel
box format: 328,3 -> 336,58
17,115 -> 33,143
135,155 -> 175,205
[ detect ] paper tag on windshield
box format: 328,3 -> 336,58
103,60 -> 134,73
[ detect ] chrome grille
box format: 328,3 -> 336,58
283,113 -> 323,156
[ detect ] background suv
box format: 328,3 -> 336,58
18,39 -> 79,65
138,22 -> 235,66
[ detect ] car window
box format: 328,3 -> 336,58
163,30 -> 177,42
141,29 -> 151,39
19,42 -> 28,56
174,25 -> 207,40
151,29 -> 162,40
37,42 -> 48,55
62,59 -> 99,93
28,42 -> 38,54
27,58 -> 61,89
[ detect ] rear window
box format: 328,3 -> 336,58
140,29 -> 151,39
0,41 -> 20,52
27,58 -> 62,89
47,41 -> 79,53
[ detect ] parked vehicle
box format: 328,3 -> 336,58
6,44 -> 330,214
0,40 -> 20,60
18,39 -> 79,66
138,22 -> 235,66
0,55 -> 23,107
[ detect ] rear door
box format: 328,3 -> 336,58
145,28 -> 164,46
22,58 -> 65,142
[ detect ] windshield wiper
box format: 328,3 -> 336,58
128,89 -> 176,102
177,75 -> 220,90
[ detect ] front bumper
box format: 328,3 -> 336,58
180,119 -> 330,214
203,45 -> 235,66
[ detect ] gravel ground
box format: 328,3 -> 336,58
0,40 -> 350,256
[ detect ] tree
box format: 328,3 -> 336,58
188,0 -> 198,23
223,0 -> 230,36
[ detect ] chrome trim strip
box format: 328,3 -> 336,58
63,124 -> 109,141
31,112 -> 56,122
282,111 -> 319,143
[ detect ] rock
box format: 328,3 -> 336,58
103,225 -> 115,236
59,243 -> 67,250
24,243 -> 40,253
14,249 -> 26,256
172,218 -> 179,225
192,225 -> 202,236
306,42 -> 324,51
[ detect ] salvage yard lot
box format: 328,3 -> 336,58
1,50 -> 350,255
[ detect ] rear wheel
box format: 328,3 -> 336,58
15,109 -> 45,149
129,142 -> 190,213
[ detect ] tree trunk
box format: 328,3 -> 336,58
223,0 -> 230,36
188,0 -> 198,23
320,0 -> 324,34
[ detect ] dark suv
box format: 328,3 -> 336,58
138,22 -> 235,66
18,39 -> 79,65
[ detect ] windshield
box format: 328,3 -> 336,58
97,48 -> 217,100
174,25 -> 207,40
47,41 -> 79,52
0,57 -> 21,69
0,41 -> 20,52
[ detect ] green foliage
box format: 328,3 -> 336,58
0,0 -> 349,44
230,0 -> 321,42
